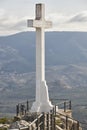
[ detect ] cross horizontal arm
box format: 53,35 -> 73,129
27,19 -> 52,28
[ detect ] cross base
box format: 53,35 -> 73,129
31,81 -> 53,112
31,101 -> 53,113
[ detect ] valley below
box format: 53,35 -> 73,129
0,64 -> 87,128
0,31 -> 87,129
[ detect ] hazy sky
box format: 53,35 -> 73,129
0,0 -> 87,35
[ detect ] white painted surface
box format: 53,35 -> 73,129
27,3 -> 53,112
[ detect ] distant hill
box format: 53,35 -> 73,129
0,31 -> 87,73
0,31 -> 87,122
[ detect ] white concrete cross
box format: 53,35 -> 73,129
27,3 -> 53,112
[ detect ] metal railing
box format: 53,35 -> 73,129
15,99 -> 87,130
16,99 -> 71,116
16,99 -> 35,116
18,112 -> 55,130
55,111 -> 80,130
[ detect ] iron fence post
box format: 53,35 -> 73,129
64,102 -> 66,112
55,105 -> 56,116
77,121 -> 79,130
27,100 -> 29,111
43,113 -> 45,130
16,104 -> 19,116
66,116 -> 68,130
36,118 -> 38,130
50,113 -> 53,130
53,115 -> 56,130
47,113 -> 49,130
69,100 -> 71,110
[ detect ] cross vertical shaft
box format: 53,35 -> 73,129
36,28 -> 45,102
27,3 -> 53,112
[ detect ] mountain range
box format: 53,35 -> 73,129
0,31 -> 87,125
0,31 -> 87,73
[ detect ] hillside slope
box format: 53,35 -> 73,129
0,32 -> 87,123
0,31 -> 87,73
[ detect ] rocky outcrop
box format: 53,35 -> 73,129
9,120 -> 30,129
0,124 -> 10,129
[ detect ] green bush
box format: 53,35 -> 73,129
56,119 -> 62,126
0,118 -> 8,124
0,128 -> 7,130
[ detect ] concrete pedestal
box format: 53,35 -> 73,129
31,81 -> 53,112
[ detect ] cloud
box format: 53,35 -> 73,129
46,11 -> 87,32
0,18 -> 28,35
47,12 -> 68,29
0,0 -> 5,3
0,9 -> 87,35
68,11 -> 87,23
0,9 -> 6,17
10,20 -> 26,30
0,9 -> 29,35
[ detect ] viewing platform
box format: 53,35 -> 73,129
8,99 -> 82,130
